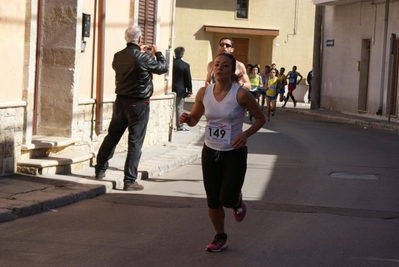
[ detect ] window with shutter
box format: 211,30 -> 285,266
236,0 -> 248,19
138,0 -> 157,45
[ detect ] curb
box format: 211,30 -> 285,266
0,184 -> 106,224
281,108 -> 399,132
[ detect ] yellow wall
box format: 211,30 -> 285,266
174,0 -> 315,81
154,0 -> 173,95
0,0 -> 173,137
0,0 -> 26,102
78,0 -> 97,100
78,0 -> 173,100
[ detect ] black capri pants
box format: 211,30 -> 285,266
201,144 -> 248,209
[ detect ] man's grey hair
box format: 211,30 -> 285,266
125,26 -> 142,43
174,47 -> 185,59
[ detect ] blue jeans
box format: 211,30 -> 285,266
95,97 -> 150,184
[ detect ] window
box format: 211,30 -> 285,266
138,0 -> 158,45
236,0 -> 248,19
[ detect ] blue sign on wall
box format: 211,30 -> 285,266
326,39 -> 334,47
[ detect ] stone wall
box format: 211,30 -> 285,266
37,0 -> 79,136
76,96 -> 175,155
0,106 -> 24,175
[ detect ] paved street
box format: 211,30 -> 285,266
1,111 -> 399,267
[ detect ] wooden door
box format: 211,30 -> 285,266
388,38 -> 399,116
358,39 -> 370,112
232,38 -> 249,66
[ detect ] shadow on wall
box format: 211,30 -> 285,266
0,138 -> 15,175
176,1 -> 234,11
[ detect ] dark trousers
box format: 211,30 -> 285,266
96,97 -> 150,184
201,145 -> 247,209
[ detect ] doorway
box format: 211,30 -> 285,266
388,38 -> 399,117
232,37 -> 249,66
358,39 -> 370,112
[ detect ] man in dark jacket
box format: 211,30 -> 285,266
95,25 -> 168,191
307,69 -> 313,103
172,47 -> 192,131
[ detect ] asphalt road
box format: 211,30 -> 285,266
1,111 -> 399,267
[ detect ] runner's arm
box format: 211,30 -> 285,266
179,87 -> 205,127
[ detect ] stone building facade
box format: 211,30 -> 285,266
313,0 -> 399,121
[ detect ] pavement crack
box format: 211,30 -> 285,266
6,186 -> 55,199
252,202 -> 399,220
109,200 -> 192,209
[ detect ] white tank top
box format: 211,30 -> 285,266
203,83 -> 245,151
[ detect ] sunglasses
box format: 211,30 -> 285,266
219,43 -> 233,48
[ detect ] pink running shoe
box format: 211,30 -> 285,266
232,197 -> 247,222
205,235 -> 228,252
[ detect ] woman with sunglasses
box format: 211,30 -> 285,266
265,69 -> 278,121
180,53 -> 265,253
248,65 -> 263,123
259,65 -> 271,111
277,67 -> 287,103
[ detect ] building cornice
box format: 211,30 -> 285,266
204,25 -> 279,36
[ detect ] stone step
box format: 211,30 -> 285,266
21,135 -> 81,150
17,150 -> 95,175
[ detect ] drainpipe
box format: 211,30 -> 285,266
169,0 -> 176,51
33,0 -> 43,135
166,0 -> 176,141
387,33 -> 396,123
311,5 -> 323,110
95,0 -> 105,135
376,0 -> 389,116
284,0 -> 298,43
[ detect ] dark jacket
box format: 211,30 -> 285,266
307,70 -> 313,85
113,43 -> 168,99
172,58 -> 192,98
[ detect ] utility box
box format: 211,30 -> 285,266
82,13 -> 91,37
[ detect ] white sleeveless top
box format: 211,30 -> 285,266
203,83 -> 245,151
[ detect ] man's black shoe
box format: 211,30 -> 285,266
123,182 -> 144,191
95,170 -> 106,180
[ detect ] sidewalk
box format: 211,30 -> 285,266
280,101 -> 399,132
0,118 -> 206,223
1,105 -> 398,223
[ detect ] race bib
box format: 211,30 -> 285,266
206,121 -> 232,145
